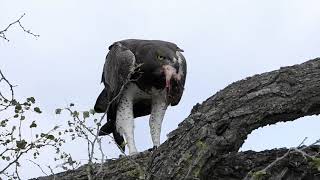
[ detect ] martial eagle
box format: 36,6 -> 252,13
94,39 -> 187,155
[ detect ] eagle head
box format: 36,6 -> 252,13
149,47 -> 183,101
133,41 -> 185,105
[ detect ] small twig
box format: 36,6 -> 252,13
47,166 -> 56,180
27,159 -> 48,176
261,148 -> 292,173
0,145 -> 34,175
86,63 -> 143,178
245,138 -> 320,180
0,126 -> 60,175
86,137 -> 93,180
15,163 -> 21,180
0,13 -> 39,42
99,63 -> 143,121
301,138 -> 320,150
0,70 -> 15,112
298,137 -> 308,148
96,138 -> 105,175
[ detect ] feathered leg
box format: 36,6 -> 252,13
149,96 -> 168,147
116,96 -> 137,155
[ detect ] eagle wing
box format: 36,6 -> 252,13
94,42 -> 136,113
170,51 -> 187,106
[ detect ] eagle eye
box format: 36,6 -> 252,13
157,55 -> 165,61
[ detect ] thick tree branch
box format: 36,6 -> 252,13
34,57 -> 320,180
33,146 -> 320,180
146,57 -> 320,179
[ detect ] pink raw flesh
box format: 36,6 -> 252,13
163,65 -> 177,94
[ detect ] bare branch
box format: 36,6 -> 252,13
28,159 -> 48,176
47,166 -> 57,180
244,138 -> 320,180
0,13 -> 39,42
0,70 -> 15,112
298,137 -> 308,148
96,138 -> 105,175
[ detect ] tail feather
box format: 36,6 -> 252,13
95,89 -> 125,151
113,131 -> 125,152
94,89 -> 108,113
98,120 -> 114,136
98,120 -> 125,152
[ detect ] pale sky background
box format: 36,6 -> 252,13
1,0 -> 320,179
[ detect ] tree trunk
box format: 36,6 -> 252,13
34,58 -> 320,180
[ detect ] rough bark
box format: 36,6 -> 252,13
33,146 -> 320,180
34,58 -> 320,180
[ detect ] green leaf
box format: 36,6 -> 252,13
83,111 -> 90,119
15,104 -> 22,111
55,108 -> 62,114
30,121 -> 37,128
34,107 -> 42,113
89,109 -> 95,115
0,119 -> 8,127
67,156 -> 75,165
16,140 -> 27,149
11,99 -> 17,105
46,134 -> 55,140
73,111 -> 79,117
27,97 -> 36,104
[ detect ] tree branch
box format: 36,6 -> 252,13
33,57 -> 320,180
0,13 -> 39,41
0,70 -> 15,112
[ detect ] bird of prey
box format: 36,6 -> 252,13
94,39 -> 187,155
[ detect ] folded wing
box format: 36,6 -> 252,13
94,42 -> 136,115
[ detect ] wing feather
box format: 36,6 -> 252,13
94,42 -> 136,113
170,51 -> 187,106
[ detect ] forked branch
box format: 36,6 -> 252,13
0,13 -> 39,41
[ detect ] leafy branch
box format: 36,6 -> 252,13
53,63 -> 145,180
